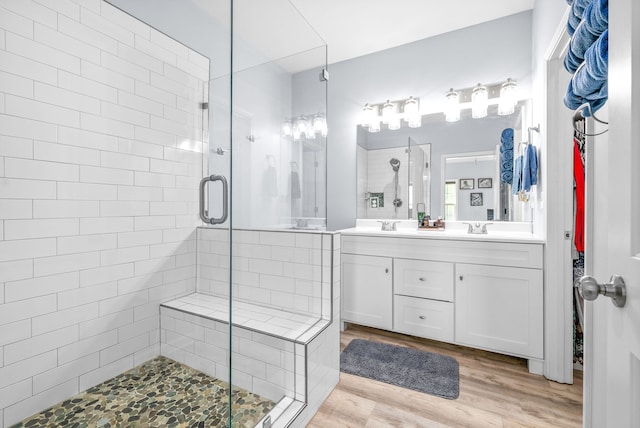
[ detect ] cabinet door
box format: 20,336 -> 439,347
342,254 -> 392,330
455,263 -> 543,359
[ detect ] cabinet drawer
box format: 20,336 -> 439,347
394,259 -> 454,301
393,295 -> 454,342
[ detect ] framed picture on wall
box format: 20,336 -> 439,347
478,177 -> 492,188
470,192 -> 483,206
460,178 -> 474,190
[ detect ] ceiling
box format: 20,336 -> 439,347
194,0 -> 535,72
289,0 -> 535,65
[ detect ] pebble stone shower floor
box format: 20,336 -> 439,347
11,357 -> 274,428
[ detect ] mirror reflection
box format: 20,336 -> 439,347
357,100 -> 531,222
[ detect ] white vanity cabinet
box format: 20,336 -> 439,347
341,253 -> 393,330
341,233 -> 544,369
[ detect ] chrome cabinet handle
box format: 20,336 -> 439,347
419,315 -> 426,320
459,275 -> 463,281
385,268 -> 389,274
419,277 -> 426,282
199,174 -> 228,225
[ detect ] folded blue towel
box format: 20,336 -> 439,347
564,47 -> 583,73
584,0 -> 608,35
567,9 -> 581,36
502,149 -> 513,162
585,29 -> 608,80
570,20 -> 600,62
572,0 -> 591,20
522,144 -> 538,191
501,170 -> 513,185
501,138 -> 514,151
564,30 -> 608,115
501,128 -> 514,141
501,158 -> 512,171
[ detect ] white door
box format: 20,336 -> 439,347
583,1 -> 640,426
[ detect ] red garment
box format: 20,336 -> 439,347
573,139 -> 585,252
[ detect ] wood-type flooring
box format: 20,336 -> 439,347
308,324 -> 582,428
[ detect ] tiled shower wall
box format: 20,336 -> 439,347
197,228 -> 335,319
0,1 -> 208,425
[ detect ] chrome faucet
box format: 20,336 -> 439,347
378,220 -> 399,231
463,222 -> 492,234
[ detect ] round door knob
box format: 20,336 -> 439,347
577,274 -> 627,308
578,276 -> 600,301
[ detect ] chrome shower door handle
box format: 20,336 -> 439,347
199,174 -> 228,225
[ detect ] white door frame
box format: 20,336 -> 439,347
542,7 -> 576,385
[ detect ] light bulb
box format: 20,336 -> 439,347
382,100 -> 395,124
404,97 -> 421,128
281,120 -> 292,136
498,78 -> 517,116
361,104 -> 374,128
445,89 -> 460,123
313,114 -> 328,137
472,84 -> 488,119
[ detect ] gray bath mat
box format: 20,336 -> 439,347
340,339 -> 460,399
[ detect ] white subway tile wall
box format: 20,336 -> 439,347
0,1 -> 209,426
197,228 -> 336,317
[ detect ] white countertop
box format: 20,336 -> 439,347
339,220 -> 545,244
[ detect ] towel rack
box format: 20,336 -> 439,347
572,102 -> 608,136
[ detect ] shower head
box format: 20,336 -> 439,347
389,158 -> 401,172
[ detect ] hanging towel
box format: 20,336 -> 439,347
573,139 -> 585,252
290,171 -> 301,199
512,156 -> 524,194
522,144 -> 538,192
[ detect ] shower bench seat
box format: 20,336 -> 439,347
160,292 -> 333,427
161,292 -> 328,343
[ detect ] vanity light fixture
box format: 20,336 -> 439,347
361,97 -> 420,132
284,113 -> 327,140
444,79 -> 517,121
445,88 -> 460,122
498,78 -> 517,116
471,84 -> 488,119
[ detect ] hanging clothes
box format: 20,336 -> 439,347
573,138 -> 585,252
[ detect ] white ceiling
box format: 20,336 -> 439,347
196,0 -> 535,72
289,0 -> 535,65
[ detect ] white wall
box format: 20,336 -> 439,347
293,11 -> 533,230
446,158 -> 496,221
0,1 -> 208,425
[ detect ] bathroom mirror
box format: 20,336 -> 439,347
357,100 -> 530,221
